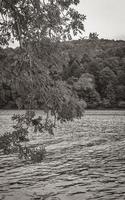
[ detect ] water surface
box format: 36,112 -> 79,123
0,110 -> 125,200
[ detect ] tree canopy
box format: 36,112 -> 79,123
0,0 -> 86,46
0,0 -> 86,162
0,0 -> 86,116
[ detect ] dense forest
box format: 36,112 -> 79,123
0,38 -> 125,109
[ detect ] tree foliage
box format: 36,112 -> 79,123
89,32 -> 99,40
1,39 -> 125,110
0,0 -> 86,46
0,0 -> 86,162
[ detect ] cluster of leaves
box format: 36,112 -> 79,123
89,32 -> 99,40
0,110 -> 56,162
0,0 -> 86,46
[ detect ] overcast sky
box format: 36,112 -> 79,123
77,0 -> 125,40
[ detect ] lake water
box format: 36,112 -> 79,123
0,110 -> 125,200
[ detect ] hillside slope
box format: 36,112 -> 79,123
0,39 -> 125,109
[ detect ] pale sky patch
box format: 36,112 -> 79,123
77,0 -> 125,40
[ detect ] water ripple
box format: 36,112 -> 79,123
0,110 -> 125,200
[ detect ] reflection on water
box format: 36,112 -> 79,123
0,110 -> 125,200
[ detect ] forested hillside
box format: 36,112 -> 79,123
0,38 -> 125,109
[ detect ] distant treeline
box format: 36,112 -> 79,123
0,38 -> 125,109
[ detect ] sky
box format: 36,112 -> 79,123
77,0 -> 125,40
